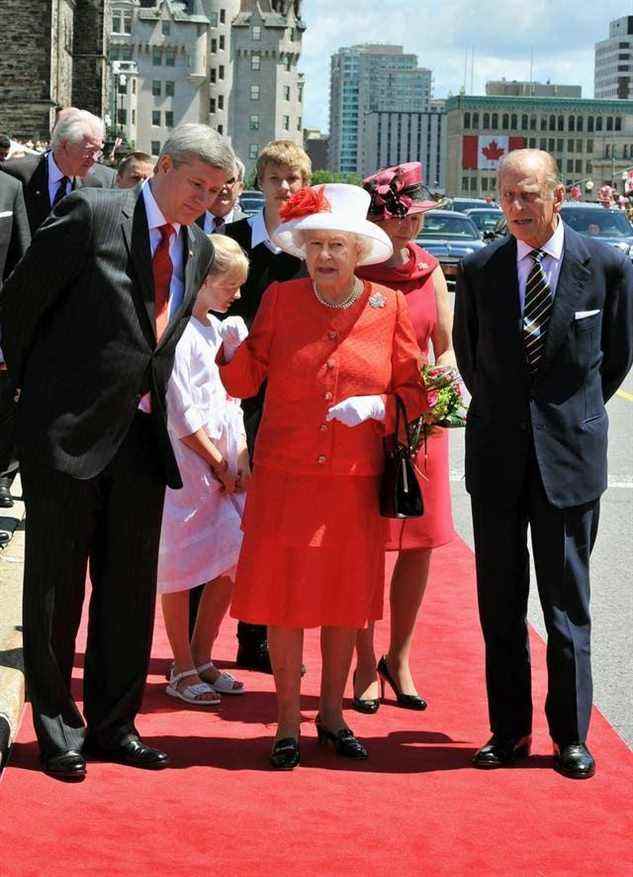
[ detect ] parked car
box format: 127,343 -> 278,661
239,189 -> 265,217
445,197 -> 497,213
417,210 -> 486,288
464,207 -> 504,239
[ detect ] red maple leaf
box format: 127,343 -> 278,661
482,140 -> 505,161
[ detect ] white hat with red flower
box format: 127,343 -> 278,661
272,183 -> 393,266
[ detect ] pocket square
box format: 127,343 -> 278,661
0,211 -> 13,219
574,309 -> 600,320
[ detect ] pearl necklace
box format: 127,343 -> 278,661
312,279 -> 363,310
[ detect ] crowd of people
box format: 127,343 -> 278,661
0,106 -> 631,783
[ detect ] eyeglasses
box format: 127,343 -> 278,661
65,141 -> 104,161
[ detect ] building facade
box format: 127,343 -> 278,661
328,44 -> 432,174
0,0 -> 110,139
446,94 -> 633,198
363,110 -> 445,186
486,80 -> 582,98
303,128 -> 328,171
595,15 -> 633,100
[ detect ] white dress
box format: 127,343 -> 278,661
157,316 -> 246,594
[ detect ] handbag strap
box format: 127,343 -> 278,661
393,393 -> 413,450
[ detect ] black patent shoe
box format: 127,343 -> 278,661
42,750 -> 86,781
472,734 -> 532,769
270,737 -> 300,770
84,734 -> 170,770
351,671 -> 380,715
553,742 -> 595,779
0,478 -> 13,509
377,656 -> 427,711
315,715 -> 368,759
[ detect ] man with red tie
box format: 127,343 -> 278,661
0,123 -> 235,780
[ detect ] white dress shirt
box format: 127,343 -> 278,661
248,209 -> 281,254
47,151 -> 72,207
516,218 -> 565,313
202,208 -> 237,233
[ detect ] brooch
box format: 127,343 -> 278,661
369,292 -> 386,309
418,261 -> 429,270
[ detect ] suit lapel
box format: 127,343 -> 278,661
535,226 -> 591,381
121,190 -> 156,345
29,155 -> 52,228
485,236 -> 531,379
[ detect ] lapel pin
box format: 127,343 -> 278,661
369,292 -> 386,308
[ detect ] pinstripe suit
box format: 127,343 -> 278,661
0,185 -> 213,756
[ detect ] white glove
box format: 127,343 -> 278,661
218,316 -> 248,362
326,395 -> 386,428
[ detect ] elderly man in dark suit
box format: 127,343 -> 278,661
195,155 -> 247,234
0,108 -> 115,236
0,123 -> 235,780
454,149 -> 633,779
0,172 -> 30,513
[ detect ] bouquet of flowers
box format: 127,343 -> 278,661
409,364 -> 468,456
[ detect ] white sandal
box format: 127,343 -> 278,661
165,668 -> 221,706
197,661 -> 245,695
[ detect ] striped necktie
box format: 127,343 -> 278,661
53,176 -> 70,206
523,249 -> 553,374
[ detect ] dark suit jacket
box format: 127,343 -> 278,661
195,206 -> 247,235
0,173 -> 31,283
453,224 -> 633,509
0,152 -> 115,236
0,186 -> 214,488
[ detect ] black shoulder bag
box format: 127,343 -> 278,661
379,394 -> 424,519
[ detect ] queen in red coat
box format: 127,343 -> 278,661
218,183 -> 426,769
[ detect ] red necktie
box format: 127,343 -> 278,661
152,224 -> 175,341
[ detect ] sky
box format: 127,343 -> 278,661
298,1 -> 633,131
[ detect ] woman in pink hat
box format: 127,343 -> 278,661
353,162 -> 457,713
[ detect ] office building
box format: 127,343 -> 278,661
486,80 -> 582,98
595,15 -> 633,100
363,110 -> 446,188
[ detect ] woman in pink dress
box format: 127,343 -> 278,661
353,162 -> 457,713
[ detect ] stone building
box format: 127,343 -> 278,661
445,94 -> 633,198
0,0 -> 110,139
486,80 -> 582,99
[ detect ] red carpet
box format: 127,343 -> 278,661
1,536 -> 632,875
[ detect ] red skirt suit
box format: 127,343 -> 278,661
218,277 -> 426,629
358,243 -> 455,550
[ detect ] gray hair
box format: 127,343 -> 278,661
497,148 -> 561,197
160,123 -> 235,176
51,109 -> 105,148
234,156 -> 245,183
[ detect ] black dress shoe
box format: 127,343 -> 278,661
0,478 -> 13,509
315,715 -> 368,759
270,737 -> 300,770
85,734 -> 170,770
472,733 -> 532,769
351,671 -> 380,715
553,742 -> 595,779
377,656 -> 427,711
42,750 -> 86,781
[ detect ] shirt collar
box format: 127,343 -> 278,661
142,179 -> 182,236
516,217 -> 565,263
48,151 -> 66,185
248,209 -> 281,253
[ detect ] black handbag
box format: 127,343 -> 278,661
379,394 -> 424,519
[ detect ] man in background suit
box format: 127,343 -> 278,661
0,173 -> 30,513
196,155 -> 246,234
0,123 -> 235,780
453,149 -> 633,779
0,108 -> 114,235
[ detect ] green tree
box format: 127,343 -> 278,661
310,170 -> 363,186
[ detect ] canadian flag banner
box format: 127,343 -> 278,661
462,135 -> 526,170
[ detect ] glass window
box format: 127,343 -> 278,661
566,159 -> 573,172
250,84 -> 260,100
586,139 -> 593,153
577,116 -> 583,132
219,35 -> 225,50
575,159 -> 582,173
211,38 -> 217,53
165,111 -> 174,128
152,47 -> 162,66
132,79 -> 136,95
528,137 -> 536,148
161,21 -> 170,36
249,144 -> 259,159
557,115 -> 564,131
218,94 -> 224,109
470,178 -> 477,192
548,138 -> 555,152
556,138 -> 563,152
210,68 -> 216,83
461,177 -> 469,192
521,114 -> 528,129
481,177 -> 488,191
132,108 -> 136,124
510,114 -> 517,129
530,115 -> 537,131
249,114 -> 259,130
285,56 -> 292,72
596,117 -> 603,132
123,11 -> 132,33
297,116 -> 302,131
616,117 -> 622,131
165,48 -> 176,67
251,53 -> 260,71
568,115 -> 575,131
152,111 -> 161,126
151,141 -> 161,156
483,112 -> 490,129
472,112 -> 479,129
464,112 -> 471,128
117,77 -> 127,95
219,8 -> 226,23
210,97 -> 216,113
607,116 -> 614,131
219,65 -> 225,80
284,85 -> 290,101
165,80 -> 175,97
540,137 -> 547,150
587,116 -> 594,132
283,115 -> 290,130
568,140 -> 574,153
502,113 -> 509,130
252,25 -> 261,40
576,139 -> 582,152
491,113 -> 498,128
111,11 -> 122,33
218,124 -> 223,135
117,108 -> 127,125
540,116 -> 547,131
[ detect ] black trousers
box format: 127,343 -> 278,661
471,448 -> 599,746
0,370 -> 18,479
20,413 -> 166,757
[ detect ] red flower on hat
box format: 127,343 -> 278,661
278,186 -> 331,221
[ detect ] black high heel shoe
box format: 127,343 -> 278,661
270,737 -> 300,770
352,671 -> 380,715
315,715 -> 368,759
377,656 -> 427,711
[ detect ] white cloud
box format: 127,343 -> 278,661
299,0 -> 630,130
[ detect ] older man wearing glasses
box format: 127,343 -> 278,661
195,155 -> 246,234
0,108 -> 115,236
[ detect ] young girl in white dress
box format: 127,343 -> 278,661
158,235 -> 250,705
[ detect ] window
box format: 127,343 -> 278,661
510,113 -> 517,129
568,139 -> 574,153
250,84 -> 260,100
483,112 -> 490,129
470,178 -> 477,192
540,116 -> 547,131
549,114 -> 556,131
161,21 -> 170,36
528,137 -> 536,148
556,138 -> 563,152
111,11 -> 122,33
284,85 -> 290,101
152,111 -> 161,126
249,114 -> 259,130
151,141 -> 161,156
557,115 -> 564,131
219,65 -> 225,80
219,8 -> 226,23
566,159 -> 573,172
587,116 -> 594,132
165,111 -> 174,128
211,38 -> 217,53
530,115 -> 537,131
472,112 -> 479,129
209,97 -> 216,113
123,11 -> 132,33
118,77 -> 127,95
568,115 -> 575,132
285,56 -> 292,72
217,124 -> 223,135
218,94 -> 224,109
605,144 -> 611,158
586,138 -> 593,153
521,114 -> 528,129
251,53 -> 260,71
616,116 -> 622,131
165,48 -> 176,67
210,68 -> 216,83
252,25 -> 261,40
152,47 -> 162,66
297,116 -> 302,131
461,176 -> 469,191
249,144 -> 259,159
117,108 -> 127,125
481,177 -> 488,191
539,137 -> 547,150
607,116 -> 614,131
219,35 -> 225,50
548,138 -> 555,152
576,139 -> 582,152
464,112 -> 471,128
131,108 -> 136,124
491,113 -> 498,128
596,116 -> 603,132
575,159 -> 582,173
283,115 -> 290,130
577,116 -> 583,132
165,80 -> 175,97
